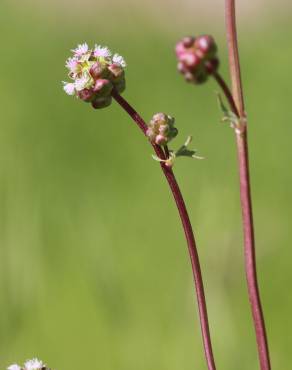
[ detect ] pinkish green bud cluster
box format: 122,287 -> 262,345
63,43 -> 126,109
146,113 -> 178,146
175,35 -> 219,84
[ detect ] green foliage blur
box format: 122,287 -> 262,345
0,1 -> 291,369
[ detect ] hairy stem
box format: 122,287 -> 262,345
112,90 -> 217,370
224,1 -> 271,369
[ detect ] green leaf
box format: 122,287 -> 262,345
175,136 -> 204,160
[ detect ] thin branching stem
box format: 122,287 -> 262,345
112,90 -> 217,370
224,1 -> 271,369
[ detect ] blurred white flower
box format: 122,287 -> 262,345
7,364 -> 21,370
24,359 -> 44,370
63,82 -> 76,95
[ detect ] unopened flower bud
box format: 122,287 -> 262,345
77,88 -> 94,102
91,96 -> 112,109
180,53 -> 201,70
93,79 -> 113,96
182,36 -> 195,48
89,62 -> 104,79
205,58 -> 220,74
175,36 -> 195,57
108,63 -> 124,80
194,73 -> 208,84
194,35 -> 217,58
147,113 -> 178,146
113,79 -> 126,93
155,134 -> 167,145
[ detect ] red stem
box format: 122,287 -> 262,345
224,1 -> 271,369
112,90 -> 217,370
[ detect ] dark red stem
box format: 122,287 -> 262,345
112,90 -> 217,370
224,1 -> 271,369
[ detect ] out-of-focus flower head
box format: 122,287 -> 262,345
146,113 -> 178,146
175,35 -> 219,84
7,359 -> 50,370
63,43 -> 126,109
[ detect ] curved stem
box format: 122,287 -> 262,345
225,1 -> 271,369
112,90 -> 217,370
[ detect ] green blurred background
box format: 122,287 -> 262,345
0,0 -> 291,369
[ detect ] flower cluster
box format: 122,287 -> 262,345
63,43 -> 126,109
146,113 -> 178,146
175,35 -> 219,84
7,359 -> 48,370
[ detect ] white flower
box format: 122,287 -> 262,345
24,359 -> 44,370
72,43 -> 89,56
112,53 -> 126,68
74,72 -> 93,91
94,45 -> 112,58
7,364 -> 21,370
63,81 -> 76,95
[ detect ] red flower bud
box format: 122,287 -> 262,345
194,35 -> 217,58
205,58 -> 220,74
182,36 -> 195,48
77,88 -> 94,102
180,53 -> 202,70
91,96 -> 112,109
108,63 -> 124,80
89,62 -> 103,79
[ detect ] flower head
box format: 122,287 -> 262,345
7,358 -> 50,370
63,43 -> 126,109
146,113 -> 178,146
175,35 -> 219,84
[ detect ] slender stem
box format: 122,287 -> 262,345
112,90 -> 217,370
225,0 -> 245,116
224,1 -> 271,369
213,71 -> 239,117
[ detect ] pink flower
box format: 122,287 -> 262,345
65,58 -> 80,73
94,45 -> 112,58
71,43 -> 89,56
